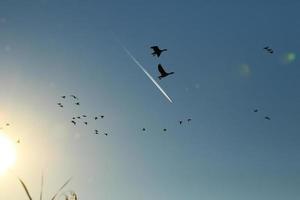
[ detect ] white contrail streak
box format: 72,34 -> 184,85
121,46 -> 173,103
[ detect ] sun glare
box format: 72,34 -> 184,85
0,132 -> 16,175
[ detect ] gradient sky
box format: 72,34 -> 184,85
0,0 -> 300,200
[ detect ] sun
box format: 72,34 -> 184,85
0,132 -> 16,175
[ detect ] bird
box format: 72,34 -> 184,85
187,118 -> 192,122
16,139 -> 20,144
179,121 -> 183,125
94,117 -> 98,120
265,116 -> 271,120
158,64 -> 174,80
94,130 -> 99,134
82,115 -> 87,117
150,46 -> 167,57
72,117 -> 76,120
84,122 -> 88,125
77,116 -> 81,119
263,46 -> 274,54
75,102 -> 80,106
163,128 -> 167,132
142,128 -> 146,131
70,95 -> 78,100
5,123 -> 10,126
57,103 -> 63,108
100,115 -> 104,119
61,96 -> 66,99
71,120 -> 76,125
103,132 -> 108,136
253,109 -> 258,113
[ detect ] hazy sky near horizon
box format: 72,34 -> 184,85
0,0 -> 300,200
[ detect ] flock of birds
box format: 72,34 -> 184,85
2,45 -> 274,144
57,95 -> 109,136
54,45 -> 275,137
57,94 -> 193,135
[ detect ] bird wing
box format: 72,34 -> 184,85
158,64 -> 167,76
151,46 -> 160,51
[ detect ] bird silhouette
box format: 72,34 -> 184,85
151,46 -> 167,57
70,95 -> 78,100
75,102 -> 80,106
94,130 -> 99,134
82,115 -> 87,117
142,128 -> 146,131
94,117 -> 98,120
61,96 -> 66,99
72,117 -> 76,120
158,64 -> 174,80
187,118 -> 192,122
253,109 -> 258,113
103,132 -> 108,136
77,116 -> 81,119
84,122 -> 88,125
6,123 -> 10,126
100,115 -> 104,119
265,116 -> 271,120
71,120 -> 76,125
263,46 -> 274,54
163,128 -> 167,132
16,139 -> 20,144
57,103 -> 63,108
179,121 -> 183,125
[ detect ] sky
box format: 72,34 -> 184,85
0,0 -> 300,199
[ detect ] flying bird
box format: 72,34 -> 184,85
75,102 -> 80,106
72,117 -> 76,120
151,46 -> 167,57
94,130 -> 99,134
100,115 -> 104,119
84,122 -> 88,125
57,103 -> 63,108
82,115 -> 87,118
163,128 -> 167,132
187,118 -> 192,122
61,96 -> 66,99
265,116 -> 271,120
142,128 -> 146,131
94,117 -> 98,120
70,95 -> 78,100
264,46 -> 274,54
77,116 -> 81,119
71,121 -> 76,125
253,109 -> 258,113
158,64 -> 174,80
103,132 -> 108,136
16,139 -> 20,144
5,123 -> 10,126
179,121 -> 183,125
119,44 -> 173,103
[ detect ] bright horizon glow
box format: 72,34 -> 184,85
0,133 -> 16,175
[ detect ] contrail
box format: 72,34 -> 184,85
120,45 -> 173,103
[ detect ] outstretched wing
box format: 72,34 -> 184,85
158,64 -> 167,76
151,46 -> 160,52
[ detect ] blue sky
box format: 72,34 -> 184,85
0,0 -> 300,199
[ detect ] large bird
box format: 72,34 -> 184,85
151,46 -> 167,57
158,64 -> 174,80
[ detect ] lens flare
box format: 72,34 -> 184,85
239,64 -> 251,77
283,52 -> 296,64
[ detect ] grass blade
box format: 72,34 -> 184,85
51,177 -> 72,200
18,178 -> 33,200
40,174 -> 44,200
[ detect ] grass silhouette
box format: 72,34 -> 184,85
18,176 -> 74,200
